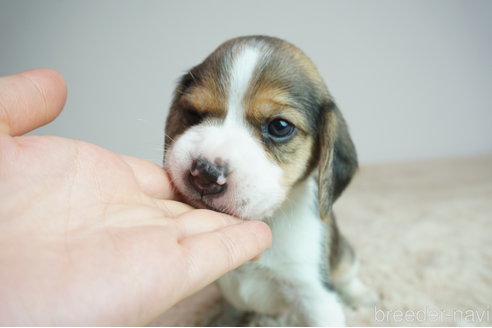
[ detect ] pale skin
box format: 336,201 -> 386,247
0,68 -> 272,325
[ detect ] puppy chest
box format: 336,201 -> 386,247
217,264 -> 289,315
217,203 -> 327,315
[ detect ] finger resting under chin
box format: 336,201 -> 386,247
178,220 -> 272,288
174,209 -> 244,238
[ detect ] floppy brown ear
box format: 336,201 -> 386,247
318,101 -> 358,222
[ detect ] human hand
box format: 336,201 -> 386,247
0,69 -> 271,325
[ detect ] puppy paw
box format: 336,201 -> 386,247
337,278 -> 380,309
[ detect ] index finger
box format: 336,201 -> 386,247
177,220 -> 272,298
0,68 -> 67,136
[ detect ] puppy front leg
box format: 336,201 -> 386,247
329,217 -> 379,308
288,285 -> 346,327
333,259 -> 379,309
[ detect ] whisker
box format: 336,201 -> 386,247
164,133 -> 176,143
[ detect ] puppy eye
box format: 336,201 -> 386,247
267,118 -> 296,141
184,108 -> 204,125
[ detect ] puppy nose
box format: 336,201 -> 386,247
189,157 -> 228,196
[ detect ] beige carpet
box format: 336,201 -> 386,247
150,155 -> 492,327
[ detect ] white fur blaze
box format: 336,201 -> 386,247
226,46 -> 261,123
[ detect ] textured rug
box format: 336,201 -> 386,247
150,155 -> 492,326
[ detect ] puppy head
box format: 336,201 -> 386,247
164,36 -> 357,220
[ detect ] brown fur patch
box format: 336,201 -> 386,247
245,87 -> 310,132
180,86 -> 227,118
278,136 -> 315,188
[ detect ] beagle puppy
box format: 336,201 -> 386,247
164,35 -> 376,326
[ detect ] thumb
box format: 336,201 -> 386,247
0,68 -> 66,136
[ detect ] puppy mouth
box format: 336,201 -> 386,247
171,174 -> 280,220
182,192 -> 238,217
175,179 -> 238,217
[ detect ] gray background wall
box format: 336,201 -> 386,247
1,0 -> 491,165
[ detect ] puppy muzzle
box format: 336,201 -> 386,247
189,157 -> 229,196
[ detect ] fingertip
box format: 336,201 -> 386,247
21,68 -> 67,123
240,220 -> 272,251
0,68 -> 67,136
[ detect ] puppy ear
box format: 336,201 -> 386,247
318,101 -> 358,222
